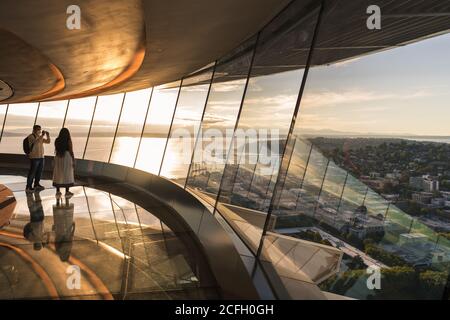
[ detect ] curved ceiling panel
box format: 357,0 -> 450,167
0,0 -> 291,102
0,29 -> 61,102
0,80 -> 13,102
102,0 -> 294,95
0,0 -> 145,102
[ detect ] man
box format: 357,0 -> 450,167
24,190 -> 48,250
26,125 -> 50,192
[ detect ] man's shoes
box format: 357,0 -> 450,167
34,184 -> 45,191
25,187 -> 35,193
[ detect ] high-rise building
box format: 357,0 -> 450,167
409,176 -> 424,190
423,175 -> 440,192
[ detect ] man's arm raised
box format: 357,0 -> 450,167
43,132 -> 51,144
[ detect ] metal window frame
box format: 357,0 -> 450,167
294,141 -> 313,210
256,0 -> 326,258
312,158 -> 330,218
184,61 -> 217,189
61,99 -> 71,128
82,96 -> 99,159
212,32 -> 260,212
333,171 -> 349,226
158,80 -> 184,176
133,87 -> 154,168
33,102 -> 40,126
273,136 -> 297,211
108,93 -> 127,163
0,104 -> 9,142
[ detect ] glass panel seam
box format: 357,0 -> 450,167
82,96 -> 99,159
158,79 -> 184,176
256,0 -> 326,258
0,104 -> 9,142
108,93 -> 127,163
184,61 -> 217,189
133,87 -> 154,168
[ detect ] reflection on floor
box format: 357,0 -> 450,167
0,175 -> 218,300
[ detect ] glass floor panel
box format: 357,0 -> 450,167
0,175 -> 218,300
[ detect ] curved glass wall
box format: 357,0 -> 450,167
264,0 -> 450,300
135,81 -> 181,175
84,93 -> 124,162
160,71 -> 213,185
0,102 -> 38,154
110,88 -> 152,167
34,100 -> 68,156
0,104 -> 8,142
214,0 -> 321,254
0,173 -> 217,299
0,0 -> 449,300
185,38 -> 256,197
63,96 -> 98,158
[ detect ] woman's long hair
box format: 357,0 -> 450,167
55,128 -> 72,157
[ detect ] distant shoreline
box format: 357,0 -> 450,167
303,134 -> 450,144
402,137 -> 450,144
2,131 -> 450,144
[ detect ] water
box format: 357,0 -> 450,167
404,137 -> 450,144
2,135 -> 448,182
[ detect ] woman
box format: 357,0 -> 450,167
53,196 -> 75,261
53,128 -> 75,198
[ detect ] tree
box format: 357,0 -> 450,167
406,201 -> 422,216
348,255 -> 366,269
319,269 -> 366,296
419,270 -> 447,299
371,267 -> 417,299
364,243 -> 409,267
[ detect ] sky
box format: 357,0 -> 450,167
296,32 -> 450,136
183,30 -> 450,137
1,31 -> 449,138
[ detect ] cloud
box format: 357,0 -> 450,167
181,85 -> 209,92
244,94 -> 297,111
212,83 -> 244,92
300,88 -> 434,109
208,100 -> 241,107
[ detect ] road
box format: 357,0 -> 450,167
277,227 -> 389,269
